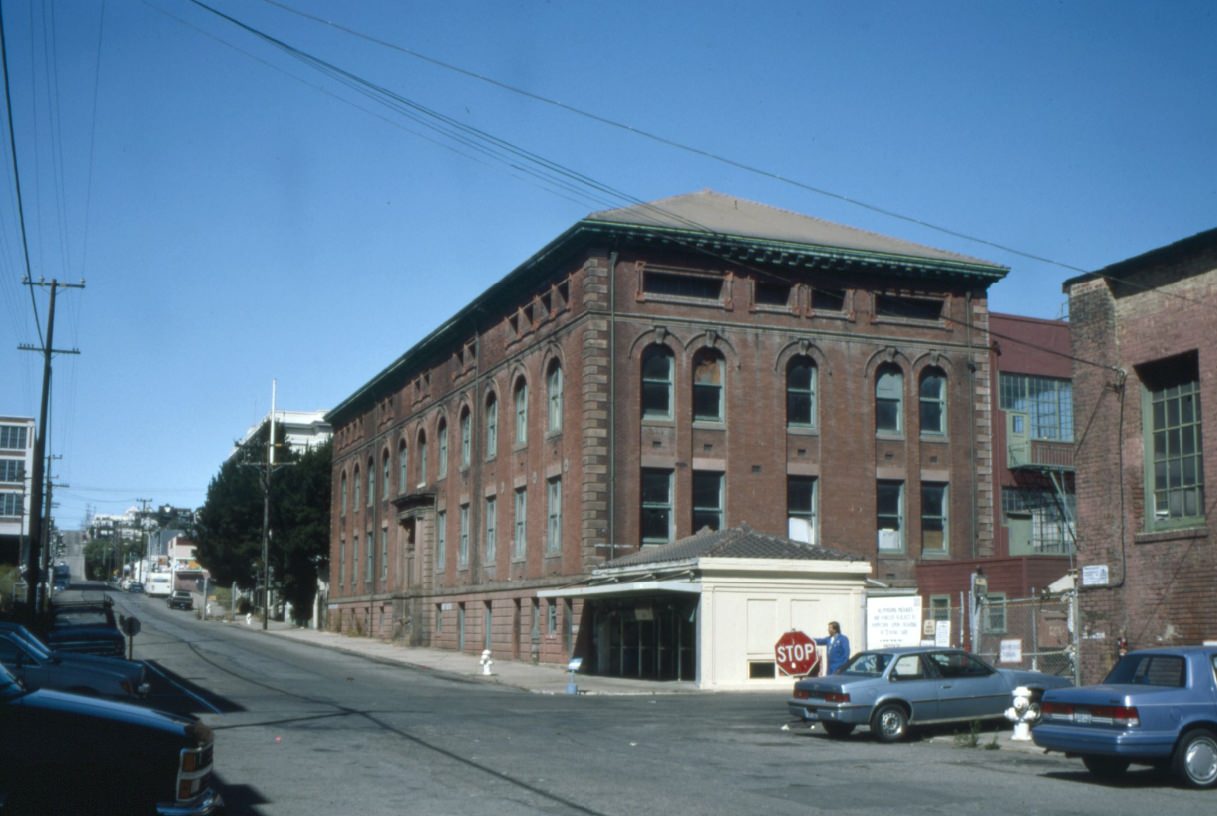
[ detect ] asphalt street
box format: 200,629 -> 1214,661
108,589 -> 1217,816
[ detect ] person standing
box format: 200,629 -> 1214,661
814,621 -> 851,674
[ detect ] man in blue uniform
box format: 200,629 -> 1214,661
814,621 -> 851,674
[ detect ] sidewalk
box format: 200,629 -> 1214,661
243,617 -> 701,696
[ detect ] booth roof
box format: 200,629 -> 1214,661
605,525 -> 863,569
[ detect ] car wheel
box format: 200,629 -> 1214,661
1173,728 -> 1217,788
870,703 -> 908,743
1081,755 -> 1130,778
821,722 -> 855,739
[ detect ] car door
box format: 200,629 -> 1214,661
0,635 -> 47,691
929,651 -> 1010,720
888,653 -> 941,723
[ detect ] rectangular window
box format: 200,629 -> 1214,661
338,537 -> 345,587
381,528 -> 389,580
513,488 -> 527,560
999,373 -> 1074,442
875,294 -> 944,320
643,269 -> 723,301
0,425 -> 28,450
877,480 -> 904,553
641,469 -> 674,545
546,477 -> 562,555
436,511 -> 447,570
365,531 -> 374,583
812,287 -> 846,312
692,356 -> 724,422
755,280 -> 792,307
692,471 -> 724,532
1141,354 -> 1204,528
786,476 -> 817,545
921,482 -> 948,554
458,504 -> 470,567
485,497 -> 497,563
929,595 -> 951,621
984,592 -> 1007,633
0,460 -> 23,483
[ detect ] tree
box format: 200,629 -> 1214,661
194,428 -> 331,625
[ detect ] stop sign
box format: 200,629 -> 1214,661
774,630 -> 820,677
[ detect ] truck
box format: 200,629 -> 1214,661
144,572 -> 173,598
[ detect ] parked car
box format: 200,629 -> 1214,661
787,646 -> 1073,742
168,590 -> 194,611
1032,646 -> 1217,788
128,581 -> 145,593
0,662 -> 222,814
45,592 -> 127,657
0,622 -> 148,700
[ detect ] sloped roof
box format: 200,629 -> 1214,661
588,190 -> 999,268
604,524 -> 864,569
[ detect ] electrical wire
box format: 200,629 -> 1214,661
0,0 -> 43,348
254,0 -> 1217,316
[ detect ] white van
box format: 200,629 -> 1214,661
145,572 -> 173,598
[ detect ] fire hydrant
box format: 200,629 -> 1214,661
1004,686 -> 1040,741
479,649 -> 494,676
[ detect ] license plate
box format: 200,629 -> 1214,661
1074,710 -> 1092,725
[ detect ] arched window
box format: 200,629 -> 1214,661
381,450 -> 391,498
692,349 -> 725,422
459,406 -> 471,467
876,365 -> 904,434
485,392 -> 498,459
786,357 -> 817,428
397,440 -> 408,494
340,471 -> 348,515
547,361 -> 563,433
417,431 -> 428,486
641,345 -> 674,420
514,377 -> 529,444
437,419 -> 448,478
352,465 -> 361,507
366,458 -> 375,506
919,368 -> 946,435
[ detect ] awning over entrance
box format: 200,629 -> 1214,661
537,580 -> 701,599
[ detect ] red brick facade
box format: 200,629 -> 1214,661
1066,228 -> 1217,683
325,192 -> 1010,664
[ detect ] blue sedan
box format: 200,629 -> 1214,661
1032,646 -> 1217,787
787,647 -> 1072,742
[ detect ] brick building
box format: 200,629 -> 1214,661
916,313 -> 1076,652
1065,227 -> 1216,683
325,191 -> 1010,676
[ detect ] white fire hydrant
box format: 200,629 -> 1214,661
479,649 -> 494,676
1005,685 -> 1040,741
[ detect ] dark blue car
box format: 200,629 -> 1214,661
1033,646 -> 1217,787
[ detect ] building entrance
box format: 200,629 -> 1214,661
587,596 -> 697,681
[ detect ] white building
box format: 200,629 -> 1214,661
0,417 -> 35,563
227,410 -> 331,465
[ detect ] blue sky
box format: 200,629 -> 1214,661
1,0 -> 1213,530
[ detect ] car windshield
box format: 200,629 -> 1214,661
1104,653 -> 1187,687
11,628 -> 52,660
0,663 -> 24,699
839,652 -> 892,676
53,609 -> 113,627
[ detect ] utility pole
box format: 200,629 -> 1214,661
262,382 -> 277,630
19,279 -> 83,617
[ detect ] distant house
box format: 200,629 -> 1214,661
228,410 -> 331,465
1065,227 -> 1217,682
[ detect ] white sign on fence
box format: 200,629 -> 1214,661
999,639 -> 1023,664
867,595 -> 922,648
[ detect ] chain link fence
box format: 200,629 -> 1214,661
972,594 -> 1074,677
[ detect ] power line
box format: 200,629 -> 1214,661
0,0 -> 43,348
254,0 -> 1217,317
